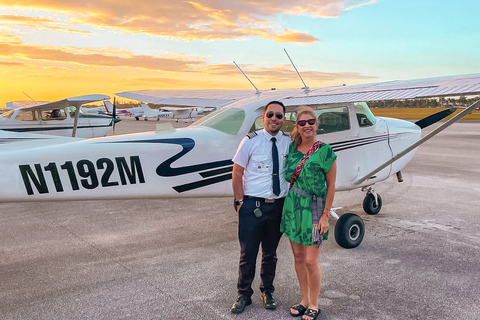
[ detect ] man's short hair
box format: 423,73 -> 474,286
265,101 -> 286,114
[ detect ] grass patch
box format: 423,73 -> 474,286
371,108 -> 480,120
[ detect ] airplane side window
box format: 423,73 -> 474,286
15,111 -> 37,121
41,109 -> 67,121
314,107 -> 350,135
354,102 -> 376,127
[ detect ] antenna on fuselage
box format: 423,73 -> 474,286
233,61 -> 261,95
284,48 -> 310,93
22,91 -> 38,104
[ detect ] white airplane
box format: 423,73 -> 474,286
103,101 -> 144,118
0,94 -> 116,138
115,90 -> 237,122
138,104 -> 174,121
1,74 -> 479,249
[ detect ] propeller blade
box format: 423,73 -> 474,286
112,97 -> 117,134
414,107 -> 456,129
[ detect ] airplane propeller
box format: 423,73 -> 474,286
414,107 -> 456,129
112,97 -> 117,134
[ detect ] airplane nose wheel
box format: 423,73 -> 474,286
334,213 -> 365,249
362,187 -> 382,215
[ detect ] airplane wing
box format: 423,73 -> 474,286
19,94 -> 110,111
116,90 -> 256,109
281,73 -> 480,105
117,74 -> 480,108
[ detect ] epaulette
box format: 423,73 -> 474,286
246,132 -> 258,139
282,131 -> 290,136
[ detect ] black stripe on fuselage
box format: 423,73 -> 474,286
173,173 -> 232,193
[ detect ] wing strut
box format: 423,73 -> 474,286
353,99 -> 480,186
72,106 -> 81,137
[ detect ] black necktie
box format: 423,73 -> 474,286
271,137 -> 280,196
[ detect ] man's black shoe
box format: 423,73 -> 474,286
231,295 -> 252,314
260,292 -> 277,310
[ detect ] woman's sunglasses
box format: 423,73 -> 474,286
266,111 -> 284,120
297,119 -> 316,126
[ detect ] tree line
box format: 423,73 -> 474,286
369,95 -> 480,108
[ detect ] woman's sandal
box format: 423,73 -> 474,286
302,308 -> 321,320
290,303 -> 307,317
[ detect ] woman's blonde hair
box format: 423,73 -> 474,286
291,106 -> 317,147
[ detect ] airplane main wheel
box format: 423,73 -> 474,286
334,213 -> 365,249
135,117 -> 139,121
363,193 -> 382,215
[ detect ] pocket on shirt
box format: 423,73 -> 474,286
251,155 -> 268,172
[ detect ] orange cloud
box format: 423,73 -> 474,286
0,36 -> 203,71
0,14 -> 90,34
0,1 -> 380,43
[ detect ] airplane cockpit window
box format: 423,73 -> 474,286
14,110 -> 37,121
354,102 -> 376,127
194,107 -> 245,135
1,110 -> 15,118
41,109 -> 67,121
249,111 -> 297,133
66,106 -> 84,118
314,106 -> 350,135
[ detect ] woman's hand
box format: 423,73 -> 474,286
318,214 -> 329,235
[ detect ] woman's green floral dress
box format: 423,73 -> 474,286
280,141 -> 337,245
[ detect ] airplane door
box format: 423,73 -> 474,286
40,108 -> 74,136
351,104 -> 392,185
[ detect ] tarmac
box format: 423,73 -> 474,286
1,117 -> 479,320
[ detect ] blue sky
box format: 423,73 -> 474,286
0,0 -> 479,105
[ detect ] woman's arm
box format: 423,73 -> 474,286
319,160 -> 336,234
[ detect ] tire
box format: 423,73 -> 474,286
363,193 -> 382,215
334,213 -> 365,249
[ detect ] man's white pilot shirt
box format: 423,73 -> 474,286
232,129 -> 291,199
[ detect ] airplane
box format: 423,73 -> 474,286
138,104 -> 174,121
115,90 -> 235,122
1,73 -> 479,250
0,94 -> 117,138
103,101 -> 144,118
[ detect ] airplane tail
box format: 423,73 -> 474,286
103,101 -> 114,113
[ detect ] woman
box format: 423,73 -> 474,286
280,106 -> 337,320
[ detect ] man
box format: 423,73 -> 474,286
231,101 -> 291,314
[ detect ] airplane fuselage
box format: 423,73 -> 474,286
0,93 -> 421,203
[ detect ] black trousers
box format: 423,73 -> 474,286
237,196 -> 284,297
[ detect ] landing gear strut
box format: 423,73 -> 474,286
362,186 -> 382,215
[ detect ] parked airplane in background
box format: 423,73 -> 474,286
139,104 -> 173,121
103,101 -> 144,118
115,90 -> 227,122
0,94 -> 116,138
1,74 -> 479,249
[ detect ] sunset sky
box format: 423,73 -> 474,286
1,0 -> 479,106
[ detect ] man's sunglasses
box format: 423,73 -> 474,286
297,119 -> 316,126
266,111 -> 284,120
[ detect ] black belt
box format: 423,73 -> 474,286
244,195 -> 283,203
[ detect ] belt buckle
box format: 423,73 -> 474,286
265,198 -> 275,203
